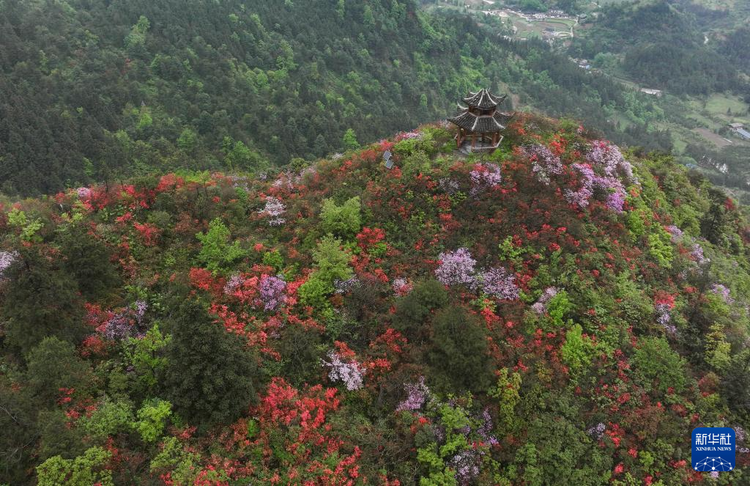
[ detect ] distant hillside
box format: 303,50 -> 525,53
0,0 -> 673,197
1,114 -> 749,484
569,0 -> 745,95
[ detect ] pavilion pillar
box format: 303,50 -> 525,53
471,132 -> 476,148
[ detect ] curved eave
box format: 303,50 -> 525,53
448,110 -> 506,133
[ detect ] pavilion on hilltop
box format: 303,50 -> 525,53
448,89 -> 512,153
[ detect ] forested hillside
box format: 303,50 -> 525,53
1,115 -> 749,484
0,0 -> 671,197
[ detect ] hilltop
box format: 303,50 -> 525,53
1,114 -> 750,484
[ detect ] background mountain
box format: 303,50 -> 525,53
569,0 -> 743,95
1,115 -> 749,484
0,0 -> 674,197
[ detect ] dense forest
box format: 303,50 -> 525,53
0,0 -> 673,197
1,114 -> 749,484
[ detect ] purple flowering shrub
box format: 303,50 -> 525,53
435,248 -> 520,301
564,141 -> 633,212
531,287 -> 559,314
655,303 -> 677,335
449,450 -> 482,485
259,275 -> 287,310
334,276 -> 360,294
438,178 -> 460,195
104,301 -> 147,340
710,284 -> 733,304
665,225 -> 683,243
419,400 -> 497,485
587,422 -> 606,440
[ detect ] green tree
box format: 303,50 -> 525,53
722,349 -> 750,414
36,446 -> 113,486
161,297 -> 260,431
363,5 -> 375,26
299,235 -> 353,311
81,398 -> 134,443
177,128 -> 198,152
37,410 -> 86,462
196,218 -> 246,274
633,337 -> 687,394
394,279 -> 448,334
342,128 -> 359,151
320,196 -> 362,238
225,140 -> 267,172
2,250 -> 87,355
124,323 -> 171,396
560,324 -> 596,372
25,337 -> 94,407
700,187 -> 731,245
429,306 -> 493,393
125,15 -> 150,56
0,376 -> 39,483
58,222 -> 121,301
309,234 -> 353,285
135,399 -> 172,443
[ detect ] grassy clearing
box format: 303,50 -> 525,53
704,93 -> 749,117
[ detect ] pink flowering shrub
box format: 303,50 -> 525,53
392,278 -> 413,296
395,130 -> 422,141
691,243 -> 710,265
396,377 -> 429,411
224,274 -> 244,294
323,351 -> 364,391
0,251 -> 17,278
76,187 -> 92,200
531,287 -> 559,314
470,163 -> 502,195
666,225 -> 683,243
435,248 -> 476,286
260,196 -> 286,226
524,144 -> 563,185
476,267 -> 519,300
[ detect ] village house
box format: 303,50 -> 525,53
728,122 -> 750,140
640,88 -> 663,97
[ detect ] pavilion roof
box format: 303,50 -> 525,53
462,89 -> 506,109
